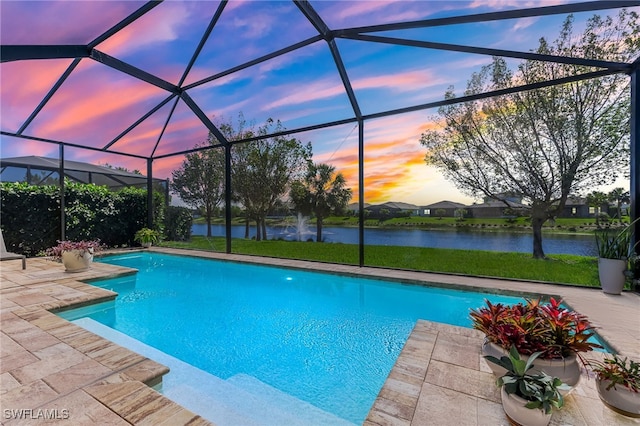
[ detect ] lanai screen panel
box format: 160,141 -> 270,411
188,42 -> 357,132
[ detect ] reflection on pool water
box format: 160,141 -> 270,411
59,252 -> 540,425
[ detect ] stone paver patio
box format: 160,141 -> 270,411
1,248 -> 639,425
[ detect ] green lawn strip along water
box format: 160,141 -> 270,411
197,216 -> 624,235
160,237 -> 599,287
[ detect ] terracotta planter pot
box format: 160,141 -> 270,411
61,249 -> 93,272
482,340 -> 581,388
501,387 -> 551,426
597,379 -> 640,418
597,258 -> 627,295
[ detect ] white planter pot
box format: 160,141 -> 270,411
597,378 -> 640,418
482,340 -> 581,388
61,249 -> 93,272
598,258 -> 627,295
501,387 -> 551,426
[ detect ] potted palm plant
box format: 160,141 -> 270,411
594,223 -> 634,294
470,298 -> 601,388
595,219 -> 638,294
486,346 -> 569,426
588,355 -> 640,418
134,228 -> 161,248
46,240 -> 103,272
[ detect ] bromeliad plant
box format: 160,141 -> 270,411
45,239 -> 103,261
470,298 -> 602,360
589,355 -> 640,393
486,346 -> 569,414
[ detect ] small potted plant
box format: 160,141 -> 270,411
46,239 -> 103,272
470,298 -> 601,388
594,223 -> 633,294
588,355 -> 640,418
486,346 -> 569,426
134,228 -> 161,248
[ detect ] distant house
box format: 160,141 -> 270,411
365,201 -> 420,218
467,199 -> 528,219
556,197 -> 590,218
419,200 -> 467,218
346,202 -> 370,214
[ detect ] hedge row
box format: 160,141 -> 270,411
0,181 -> 169,256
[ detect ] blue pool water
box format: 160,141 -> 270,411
60,252 -> 529,424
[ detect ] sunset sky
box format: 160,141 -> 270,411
0,0 -> 634,206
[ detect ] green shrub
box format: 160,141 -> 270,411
164,206 -> 193,241
0,182 -> 60,256
0,181 -> 166,254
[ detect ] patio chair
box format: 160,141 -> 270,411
0,229 -> 26,269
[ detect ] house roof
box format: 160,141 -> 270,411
364,201 -> 419,210
467,199 -> 527,209
422,200 -> 467,209
0,155 -> 164,189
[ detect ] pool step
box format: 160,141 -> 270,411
71,318 -> 355,426
226,374 -> 355,426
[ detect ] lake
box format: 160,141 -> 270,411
192,223 -> 597,256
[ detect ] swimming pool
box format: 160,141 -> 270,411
59,252 -> 528,425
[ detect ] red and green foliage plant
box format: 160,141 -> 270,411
589,356 -> 640,393
470,298 -> 602,359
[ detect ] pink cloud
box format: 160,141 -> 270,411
0,60 -> 73,131
0,138 -> 59,159
0,2 -> 143,44
27,60 -> 167,148
96,2 -> 192,57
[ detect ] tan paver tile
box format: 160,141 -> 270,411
135,402 -> 197,426
9,292 -> 58,307
11,344 -> 88,384
413,383 -> 479,426
380,377 -> 423,399
83,380 -> 142,405
4,324 -> 61,352
107,383 -> 170,423
42,359 -> 113,394
0,372 -> 21,394
0,350 -> 40,374
425,359 -> 500,403
475,396 -> 506,425
368,394 -> 415,422
0,333 -> 23,357
431,331 -> 481,371
92,346 -> 147,370
366,408 -> 412,426
121,358 -> 170,386
378,386 -> 419,410
4,389 -> 129,426
0,379 -> 58,411
392,358 -> 428,380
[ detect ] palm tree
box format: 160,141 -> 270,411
607,187 -> 630,223
586,191 -> 609,227
290,162 -> 352,242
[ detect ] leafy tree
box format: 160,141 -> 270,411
454,208 -> 467,221
420,11 -> 638,258
213,115 -> 311,241
607,187 -> 630,222
586,191 -> 609,227
435,208 -> 446,219
290,162 -> 352,242
170,141 -> 225,237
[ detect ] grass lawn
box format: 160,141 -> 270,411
160,236 -> 603,287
